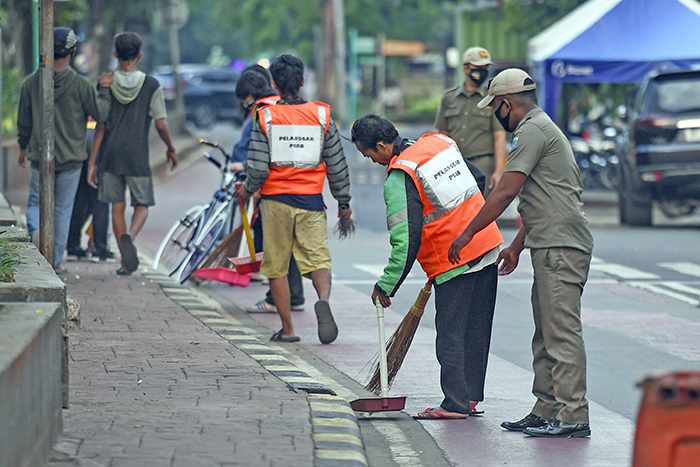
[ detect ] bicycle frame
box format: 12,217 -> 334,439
153,140 -> 245,281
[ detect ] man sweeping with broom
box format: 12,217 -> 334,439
351,115 -> 503,419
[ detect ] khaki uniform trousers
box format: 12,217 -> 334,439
530,247 -> 591,424
468,155 -> 495,199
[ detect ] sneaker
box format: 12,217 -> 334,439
66,248 -> 87,260
93,250 -> 116,262
246,300 -> 277,313
246,300 -> 305,313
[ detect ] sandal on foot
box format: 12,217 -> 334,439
116,267 -> 132,276
414,407 -> 469,420
270,329 -> 300,342
315,299 -> 338,344
120,234 -> 140,272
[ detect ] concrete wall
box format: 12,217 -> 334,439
0,302 -> 63,467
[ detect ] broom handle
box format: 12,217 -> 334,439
239,198 -> 256,258
375,298 -> 389,398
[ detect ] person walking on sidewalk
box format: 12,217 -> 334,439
232,67 -> 306,314
17,27 -> 112,270
352,115 -> 503,419
67,121 -> 114,261
448,69 -> 594,438
88,32 -> 178,275
235,54 -> 352,344
435,46 -> 506,199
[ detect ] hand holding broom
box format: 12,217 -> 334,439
366,281 -> 433,395
334,204 -> 356,240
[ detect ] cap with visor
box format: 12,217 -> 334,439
477,68 -> 536,108
462,47 -> 492,66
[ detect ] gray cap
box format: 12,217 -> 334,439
462,47 -> 492,66
477,68 -> 537,108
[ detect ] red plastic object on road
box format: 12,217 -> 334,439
193,267 -> 252,287
228,252 -> 264,274
633,371 -> 700,467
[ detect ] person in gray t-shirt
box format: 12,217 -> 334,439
447,69 -> 593,439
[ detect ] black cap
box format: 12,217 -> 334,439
54,27 -> 78,55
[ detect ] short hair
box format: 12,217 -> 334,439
511,89 -> 538,106
114,32 -> 143,61
351,115 -> 398,151
235,71 -> 276,101
269,54 -> 304,98
242,64 -> 272,86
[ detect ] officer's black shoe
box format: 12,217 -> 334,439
523,419 -> 591,438
501,413 -> 550,432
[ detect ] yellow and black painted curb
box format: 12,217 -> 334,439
142,270 -> 368,467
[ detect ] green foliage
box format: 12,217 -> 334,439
399,94 -> 442,123
0,239 -> 23,283
2,66 -> 22,140
504,0 -> 587,34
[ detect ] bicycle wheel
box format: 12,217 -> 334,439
174,202 -> 230,283
153,204 -> 207,276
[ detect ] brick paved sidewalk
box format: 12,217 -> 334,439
49,260 -> 315,467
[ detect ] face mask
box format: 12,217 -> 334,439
495,100 -> 512,132
469,68 -> 488,86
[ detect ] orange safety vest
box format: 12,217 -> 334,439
256,102 -> 331,196
389,133 -> 503,279
251,95 -> 280,119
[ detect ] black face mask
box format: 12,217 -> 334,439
469,68 -> 488,86
495,100 -> 512,132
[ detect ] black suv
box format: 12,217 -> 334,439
618,69 -> 700,225
153,65 -> 242,129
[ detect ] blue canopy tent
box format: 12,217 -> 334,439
528,0 -> 700,122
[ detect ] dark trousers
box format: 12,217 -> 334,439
253,212 -> 304,307
67,160 -> 110,254
434,264 -> 498,414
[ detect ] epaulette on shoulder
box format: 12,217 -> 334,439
443,86 -> 460,95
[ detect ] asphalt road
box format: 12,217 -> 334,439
138,122 -> 700,466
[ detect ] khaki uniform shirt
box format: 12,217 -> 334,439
504,107 -> 594,253
435,84 -> 502,159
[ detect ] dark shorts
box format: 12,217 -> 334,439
98,172 -> 155,207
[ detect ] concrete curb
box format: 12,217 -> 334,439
139,268 -> 370,467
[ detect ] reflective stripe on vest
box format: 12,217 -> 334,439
389,133 -> 503,278
258,102 -> 331,195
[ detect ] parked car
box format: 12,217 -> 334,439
153,64 -> 243,129
617,68 -> 700,225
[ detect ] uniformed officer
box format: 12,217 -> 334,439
435,46 -> 507,198
448,69 -> 594,438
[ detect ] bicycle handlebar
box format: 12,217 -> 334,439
199,139 -> 230,160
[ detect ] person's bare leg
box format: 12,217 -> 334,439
129,205 -> 149,240
308,268 -> 331,300
269,276 -> 294,337
112,202 -> 127,260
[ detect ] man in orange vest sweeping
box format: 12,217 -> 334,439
351,114 -> 503,419
235,54 -> 353,344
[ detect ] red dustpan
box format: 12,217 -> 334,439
350,299 -> 406,412
194,267 -> 252,286
231,197 -> 263,274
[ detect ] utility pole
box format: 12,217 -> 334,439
332,0 -> 347,124
39,0 -> 55,269
163,0 -> 189,134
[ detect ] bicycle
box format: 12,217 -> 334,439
153,139 -> 243,283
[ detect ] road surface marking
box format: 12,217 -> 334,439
370,420 -> 426,467
658,262 -> 700,278
627,281 -> 700,306
590,263 -> 659,279
660,281 -> 700,297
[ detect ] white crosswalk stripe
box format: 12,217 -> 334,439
627,281 -> 700,306
589,263 -> 659,279
658,262 -> 700,277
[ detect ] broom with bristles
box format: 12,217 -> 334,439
366,281 -> 432,394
